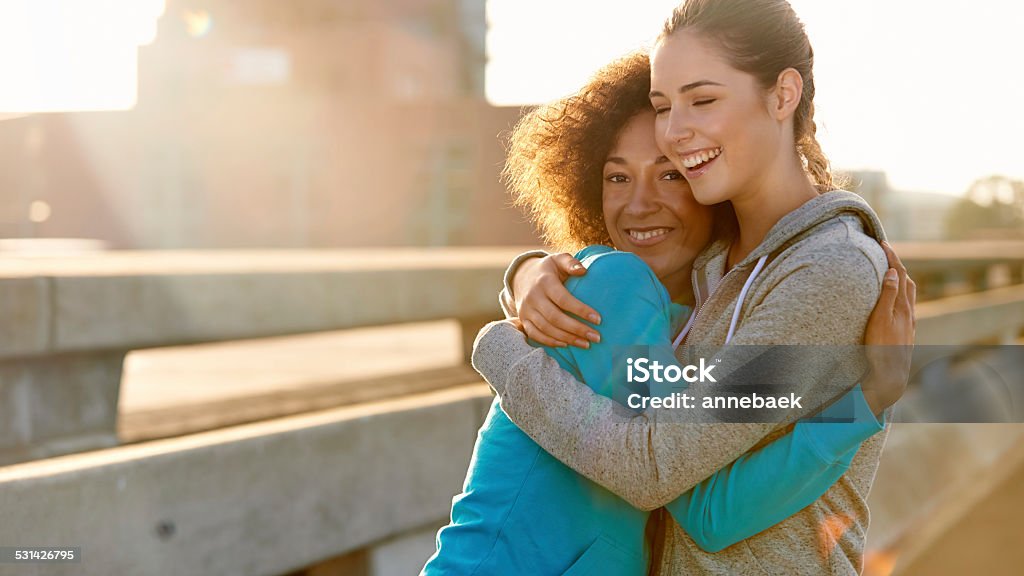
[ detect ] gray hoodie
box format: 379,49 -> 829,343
473,190 -> 891,575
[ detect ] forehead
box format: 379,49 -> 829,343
608,112 -> 660,158
650,30 -> 734,88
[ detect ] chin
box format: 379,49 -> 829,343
690,185 -> 730,207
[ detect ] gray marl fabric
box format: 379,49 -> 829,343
473,190 -> 892,575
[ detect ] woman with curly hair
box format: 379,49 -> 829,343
421,46 -> 913,575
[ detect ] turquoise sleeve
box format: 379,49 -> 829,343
663,384 -> 884,552
556,248 -> 884,553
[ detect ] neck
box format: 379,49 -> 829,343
728,155 -> 819,268
661,265 -> 695,307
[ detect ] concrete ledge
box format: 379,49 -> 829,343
915,283 -> 1024,345
1,244 -> 1020,358
0,351 -> 123,466
0,247 -> 538,359
0,384 -> 493,576
867,423 -> 1024,569
49,268 -> 504,354
0,277 -> 49,357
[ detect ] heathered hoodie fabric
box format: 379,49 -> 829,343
472,190 -> 892,575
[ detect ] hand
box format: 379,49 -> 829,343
511,253 -> 602,349
508,317 -> 525,332
862,242 -> 917,415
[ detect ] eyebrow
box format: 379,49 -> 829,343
649,80 -> 724,99
604,156 -> 672,165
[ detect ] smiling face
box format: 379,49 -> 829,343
603,110 -> 714,301
649,30 -> 784,206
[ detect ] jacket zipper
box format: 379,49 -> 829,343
681,258 -> 746,347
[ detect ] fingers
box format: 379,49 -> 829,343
907,276 -> 917,329
882,242 -> 911,312
541,255 -> 601,325
880,241 -> 899,270
521,318 -> 567,348
535,287 -> 601,345
520,274 -> 601,347
517,252 -> 602,348
876,267 -> 900,316
552,252 -> 586,280
524,306 -> 597,349
551,284 -> 601,325
534,303 -> 594,347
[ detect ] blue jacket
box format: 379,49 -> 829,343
422,246 -> 883,575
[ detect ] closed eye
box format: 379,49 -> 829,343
694,98 -> 716,106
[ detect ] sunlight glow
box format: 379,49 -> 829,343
485,0 -> 1024,195
0,0 -> 166,113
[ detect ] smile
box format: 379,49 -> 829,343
680,147 -> 722,169
627,227 -> 673,245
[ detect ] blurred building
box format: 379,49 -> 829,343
846,170 -> 959,242
0,0 -> 538,248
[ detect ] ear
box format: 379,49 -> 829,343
771,68 -> 803,121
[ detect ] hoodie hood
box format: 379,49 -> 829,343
694,190 -> 887,274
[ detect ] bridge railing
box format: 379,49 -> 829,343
0,248 -> 530,466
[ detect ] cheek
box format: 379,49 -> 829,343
654,115 -> 671,153
602,191 -> 620,239
686,204 -> 716,246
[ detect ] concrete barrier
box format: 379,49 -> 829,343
3,243 -> 1023,465
0,248 -> 529,465
0,384 -> 493,576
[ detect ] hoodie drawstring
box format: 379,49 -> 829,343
672,308 -> 696,349
725,255 -> 768,343
674,254 -> 769,348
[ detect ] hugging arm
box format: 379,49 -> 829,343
475,248 -> 885,511
510,251 -> 883,551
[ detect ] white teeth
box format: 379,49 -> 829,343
681,147 -> 721,169
629,228 -> 670,241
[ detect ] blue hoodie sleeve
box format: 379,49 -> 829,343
664,385 -> 883,552
559,249 -> 883,552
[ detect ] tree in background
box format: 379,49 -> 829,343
946,175 -> 1024,240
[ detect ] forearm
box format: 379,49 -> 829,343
667,384 -> 884,552
474,326 -> 869,510
474,321 -> 778,510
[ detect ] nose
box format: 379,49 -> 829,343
661,107 -> 695,148
624,177 -> 659,218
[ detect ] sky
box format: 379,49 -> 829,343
485,0 -> 1024,196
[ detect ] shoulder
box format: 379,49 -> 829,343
568,246 -> 667,306
775,217 -> 886,284
573,243 -> 659,280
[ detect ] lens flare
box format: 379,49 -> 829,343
183,9 -> 212,38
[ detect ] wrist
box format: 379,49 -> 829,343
512,256 -> 542,300
860,384 -> 887,418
